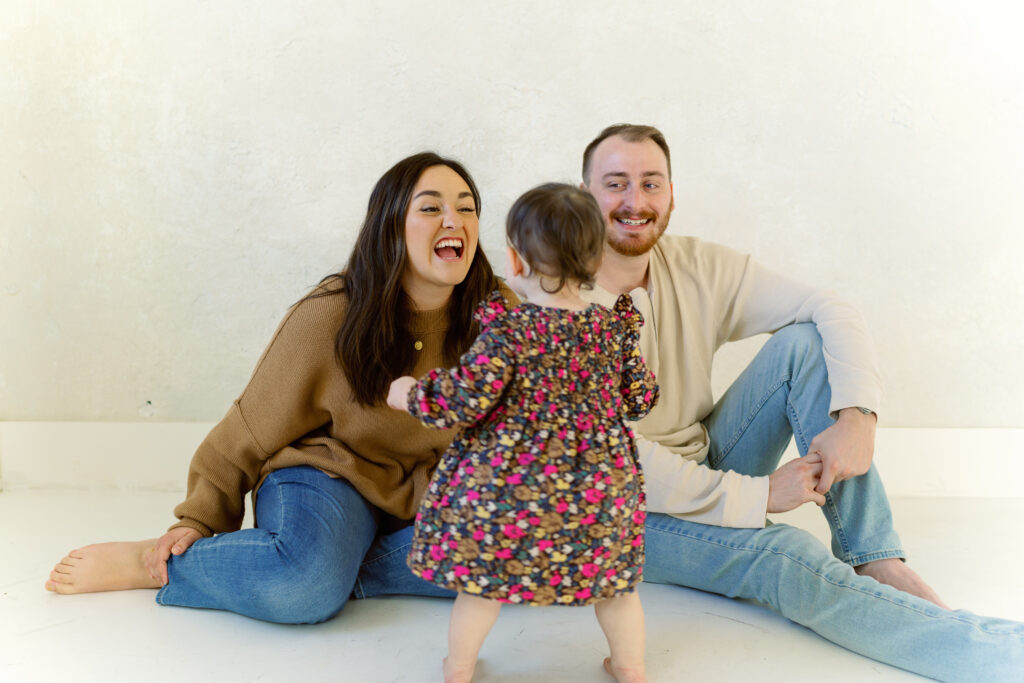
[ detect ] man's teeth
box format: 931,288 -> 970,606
619,218 -> 649,226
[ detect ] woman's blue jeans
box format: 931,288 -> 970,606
156,465 -> 453,624
157,324 -> 1023,681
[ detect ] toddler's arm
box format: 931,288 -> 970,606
615,296 -> 659,420
401,329 -> 515,430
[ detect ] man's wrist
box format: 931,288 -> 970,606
838,406 -> 876,422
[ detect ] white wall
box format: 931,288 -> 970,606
3,1 -> 1023,427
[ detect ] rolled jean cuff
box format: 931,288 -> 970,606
844,548 -> 905,567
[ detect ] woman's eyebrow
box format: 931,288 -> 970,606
412,190 -> 475,200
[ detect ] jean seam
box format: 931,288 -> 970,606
360,543 -> 411,569
786,393 -> 853,560
644,524 -> 1020,636
713,375 -> 791,469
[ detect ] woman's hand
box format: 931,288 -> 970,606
145,527 -> 203,585
387,376 -> 417,412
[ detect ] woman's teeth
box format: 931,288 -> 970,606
434,238 -> 463,259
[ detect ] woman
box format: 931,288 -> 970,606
46,152 -> 508,624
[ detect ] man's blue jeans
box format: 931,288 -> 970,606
641,324 -> 1022,681
158,324 -> 1023,681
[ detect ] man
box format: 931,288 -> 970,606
579,123 -> 1022,680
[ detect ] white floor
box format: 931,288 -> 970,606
2,490 -> 1023,683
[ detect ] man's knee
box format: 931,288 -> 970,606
767,323 -> 822,357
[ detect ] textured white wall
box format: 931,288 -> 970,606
2,1 -> 1022,426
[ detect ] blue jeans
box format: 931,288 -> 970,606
157,326 -> 1023,679
643,324 -> 1023,681
156,466 -> 451,624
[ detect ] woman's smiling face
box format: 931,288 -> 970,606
401,164 -> 480,309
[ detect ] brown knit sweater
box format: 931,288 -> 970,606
171,284 -> 482,537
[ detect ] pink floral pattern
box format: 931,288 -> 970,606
406,291 -> 659,606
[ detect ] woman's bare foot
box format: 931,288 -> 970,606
603,656 -> 647,683
442,655 -> 476,683
855,558 -> 951,609
45,541 -> 162,594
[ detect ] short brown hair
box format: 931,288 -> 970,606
506,183 -> 605,294
582,123 -> 672,184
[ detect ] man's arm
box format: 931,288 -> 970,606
637,435 -> 825,527
714,247 -> 883,494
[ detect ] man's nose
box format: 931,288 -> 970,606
622,184 -> 643,213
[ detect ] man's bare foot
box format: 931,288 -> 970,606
855,558 -> 951,609
442,655 -> 476,683
603,656 -> 647,683
45,541 -> 162,594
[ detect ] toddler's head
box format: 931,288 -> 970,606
505,183 -> 605,294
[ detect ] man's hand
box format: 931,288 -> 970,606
767,452 -> 827,513
387,376 -> 417,412
808,407 -> 877,495
145,527 -> 202,586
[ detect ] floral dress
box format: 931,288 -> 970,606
405,291 -> 659,606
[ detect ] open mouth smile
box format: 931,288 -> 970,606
615,216 -> 654,230
434,237 -> 465,261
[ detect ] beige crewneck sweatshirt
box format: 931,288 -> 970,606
584,235 -> 882,528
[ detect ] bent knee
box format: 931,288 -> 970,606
768,323 -> 822,355
252,546 -> 357,624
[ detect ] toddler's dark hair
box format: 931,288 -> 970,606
506,183 -> 605,294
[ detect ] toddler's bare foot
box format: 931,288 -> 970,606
603,656 -> 647,683
855,558 -> 950,609
45,541 -> 162,594
443,655 -> 476,683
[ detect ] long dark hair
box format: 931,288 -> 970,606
314,152 -> 498,406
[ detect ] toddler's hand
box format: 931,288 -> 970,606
387,376 -> 417,412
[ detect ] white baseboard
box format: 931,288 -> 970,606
0,422 -> 1021,497
0,422 -> 214,492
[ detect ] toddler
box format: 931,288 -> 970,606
388,183 -> 659,683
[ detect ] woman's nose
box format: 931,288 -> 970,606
442,206 -> 462,229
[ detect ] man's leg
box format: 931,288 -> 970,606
703,323 -> 902,564
156,466 -> 378,623
643,512 -> 1024,680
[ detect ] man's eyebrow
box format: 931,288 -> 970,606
600,171 -> 667,181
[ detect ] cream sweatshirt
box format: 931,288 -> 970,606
583,235 -> 882,528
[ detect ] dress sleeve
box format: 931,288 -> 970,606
614,294 -> 660,420
408,294 -> 515,430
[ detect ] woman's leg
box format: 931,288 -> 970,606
154,466 -> 378,624
353,523 -> 458,599
594,591 -> 647,683
444,592 -> 501,683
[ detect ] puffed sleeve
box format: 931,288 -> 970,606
614,294 -> 660,420
407,291 -> 516,429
